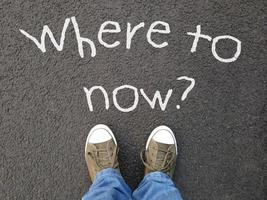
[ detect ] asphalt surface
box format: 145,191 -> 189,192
1,0 -> 266,199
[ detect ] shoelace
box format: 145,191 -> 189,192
140,148 -> 176,174
88,147 -> 119,169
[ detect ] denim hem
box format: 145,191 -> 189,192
142,171 -> 175,185
94,168 -> 120,181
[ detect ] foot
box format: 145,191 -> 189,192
141,125 -> 178,178
85,124 -> 119,181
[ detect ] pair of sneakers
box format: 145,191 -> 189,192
85,124 -> 178,181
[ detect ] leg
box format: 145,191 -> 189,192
82,168 -> 132,200
132,171 -> 182,200
82,124 -> 132,200
133,125 -> 183,200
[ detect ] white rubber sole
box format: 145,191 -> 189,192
85,124 -> 117,154
145,125 -> 178,154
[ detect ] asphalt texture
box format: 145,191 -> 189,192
1,0 -> 266,200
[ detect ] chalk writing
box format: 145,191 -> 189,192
19,17 -> 242,63
187,25 -> 241,63
83,76 -> 195,112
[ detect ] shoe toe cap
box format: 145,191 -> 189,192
153,129 -> 175,144
88,128 -> 112,144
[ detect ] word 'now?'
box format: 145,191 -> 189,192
83,76 -> 195,112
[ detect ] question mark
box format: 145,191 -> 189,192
176,76 -> 195,109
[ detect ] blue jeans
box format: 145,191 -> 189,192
82,168 -> 183,200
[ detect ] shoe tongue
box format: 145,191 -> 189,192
93,139 -> 115,167
150,139 -> 172,168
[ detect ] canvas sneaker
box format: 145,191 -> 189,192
85,124 -> 119,181
141,125 -> 178,178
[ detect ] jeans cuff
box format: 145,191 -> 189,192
94,168 -> 120,182
142,171 -> 175,185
